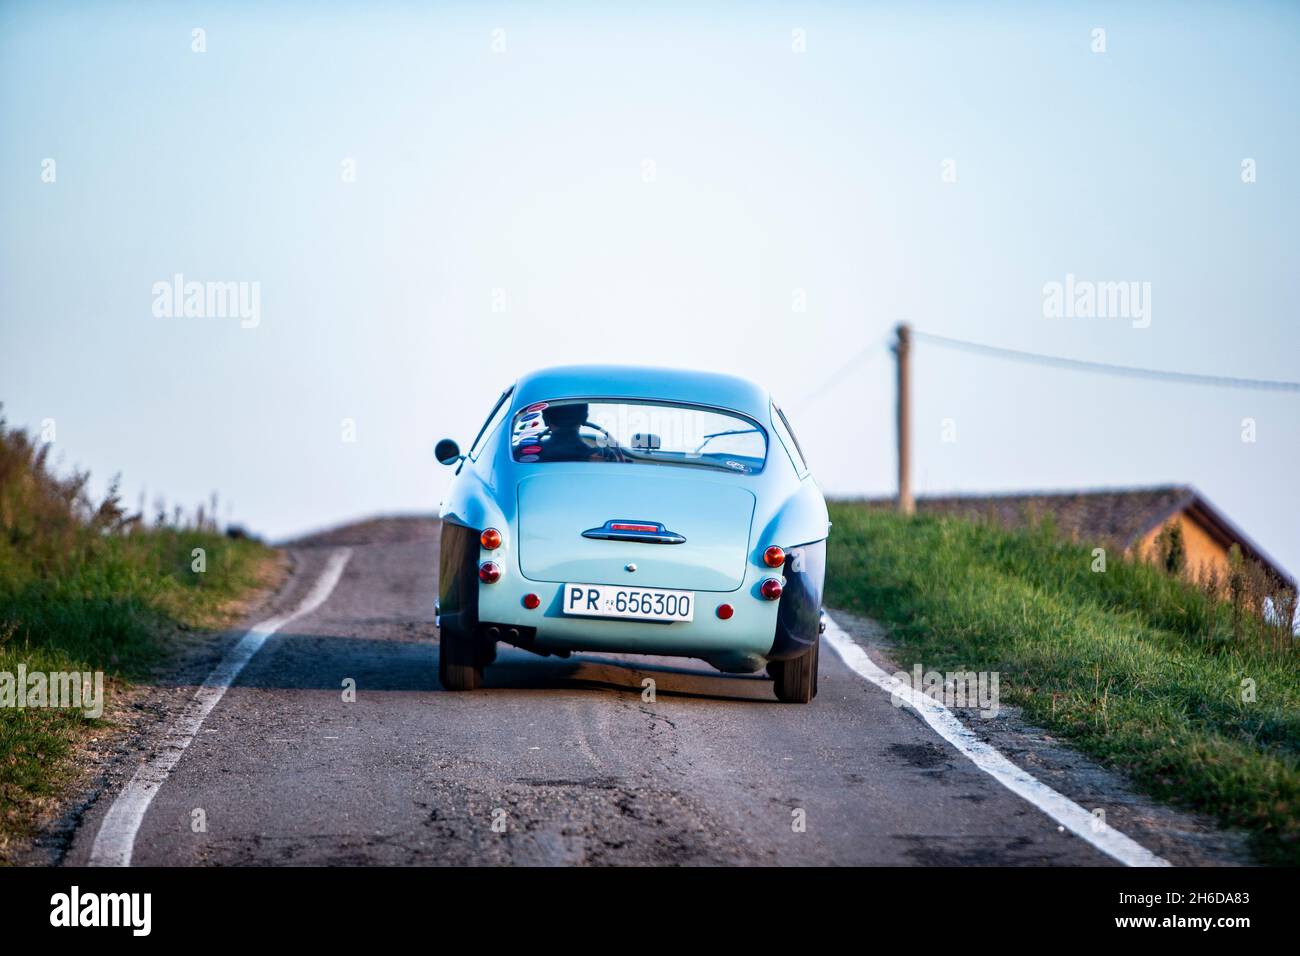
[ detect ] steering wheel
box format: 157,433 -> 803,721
583,421 -> 630,462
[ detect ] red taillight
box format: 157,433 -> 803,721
522,593 -> 540,609
611,523 -> 658,532
763,545 -> 786,568
760,578 -> 783,600
716,603 -> 734,620
480,528 -> 502,550
478,561 -> 501,583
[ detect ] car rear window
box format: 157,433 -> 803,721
510,399 -> 767,474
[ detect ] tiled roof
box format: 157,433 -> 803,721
852,485 -> 1292,584
908,486 -> 1192,550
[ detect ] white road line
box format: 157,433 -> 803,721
89,548 -> 352,867
821,614 -> 1171,868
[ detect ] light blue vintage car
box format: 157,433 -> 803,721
434,365 -> 829,702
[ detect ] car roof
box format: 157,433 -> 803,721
511,365 -> 772,419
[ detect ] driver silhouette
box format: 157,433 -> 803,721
539,403 -> 600,461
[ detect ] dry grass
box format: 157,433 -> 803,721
0,410 -> 276,858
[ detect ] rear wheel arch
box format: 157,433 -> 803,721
765,537 -> 827,662
437,520 -> 496,690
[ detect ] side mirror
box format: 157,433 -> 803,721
435,438 -> 463,466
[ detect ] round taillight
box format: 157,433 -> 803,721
760,578 -> 783,600
480,528 -> 502,550
716,603 -> 734,620
522,593 -> 540,609
763,545 -> 786,568
478,561 -> 501,584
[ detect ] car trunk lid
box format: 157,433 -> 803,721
517,472 -> 755,590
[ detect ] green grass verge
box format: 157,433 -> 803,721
0,529 -> 275,857
825,501 -> 1300,865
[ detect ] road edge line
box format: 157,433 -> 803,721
87,547 -> 353,867
821,613 -> 1171,867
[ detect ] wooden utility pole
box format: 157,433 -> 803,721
893,323 -> 914,515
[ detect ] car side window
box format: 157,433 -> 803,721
771,402 -> 808,477
469,386 -> 514,461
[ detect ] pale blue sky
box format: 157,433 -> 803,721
2,2 -> 1297,574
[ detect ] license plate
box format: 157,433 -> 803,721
563,583 -> 695,622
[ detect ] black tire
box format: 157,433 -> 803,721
438,624 -> 484,691
771,636 -> 819,703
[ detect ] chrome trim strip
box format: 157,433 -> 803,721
582,529 -> 686,545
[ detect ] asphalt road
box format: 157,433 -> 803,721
62,517 -> 1168,866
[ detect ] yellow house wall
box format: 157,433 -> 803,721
1132,511 -> 1231,581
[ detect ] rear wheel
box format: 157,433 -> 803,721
771,636 -> 819,703
438,624 -> 484,691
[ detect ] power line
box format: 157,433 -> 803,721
789,340 -> 886,408
911,330 -> 1300,393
